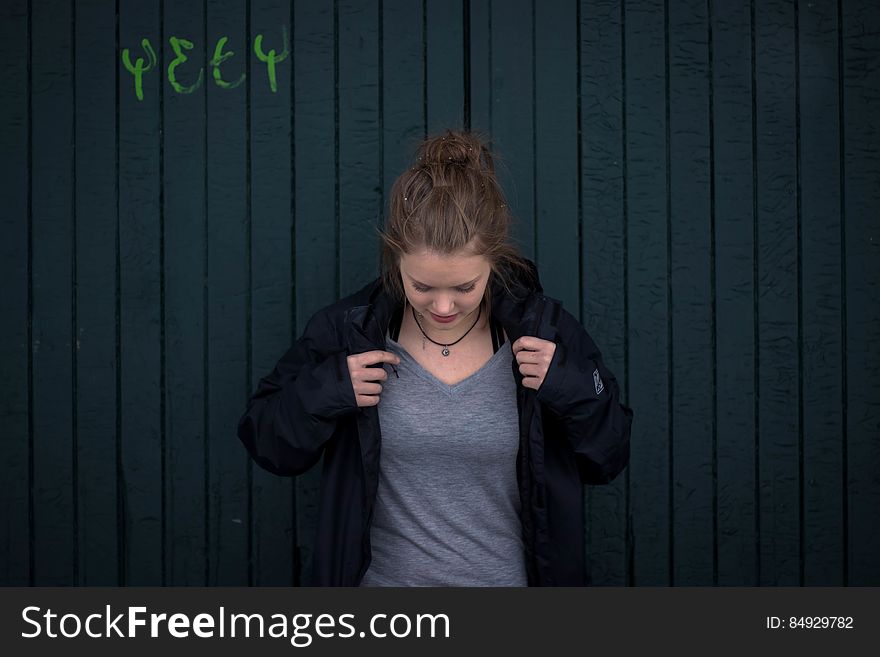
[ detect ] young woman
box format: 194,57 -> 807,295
237,129 -> 633,586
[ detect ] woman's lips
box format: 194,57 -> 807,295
430,312 -> 458,323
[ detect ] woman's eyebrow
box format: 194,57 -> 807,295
407,275 -> 481,288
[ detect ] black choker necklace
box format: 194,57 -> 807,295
411,304 -> 482,357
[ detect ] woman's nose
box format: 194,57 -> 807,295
431,297 -> 455,314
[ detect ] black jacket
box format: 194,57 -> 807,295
237,260 -> 633,586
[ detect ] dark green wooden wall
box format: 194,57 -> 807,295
1,0 -> 878,586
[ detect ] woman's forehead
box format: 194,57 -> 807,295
399,248 -> 490,284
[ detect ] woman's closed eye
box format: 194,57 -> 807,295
413,284 -> 476,294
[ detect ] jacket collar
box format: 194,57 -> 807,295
343,260 -> 546,354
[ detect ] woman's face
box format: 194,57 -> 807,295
398,246 -> 492,332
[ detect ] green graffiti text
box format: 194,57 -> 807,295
254,26 -> 289,93
168,36 -> 204,94
121,29 -> 292,100
210,36 -> 246,90
121,38 -> 158,101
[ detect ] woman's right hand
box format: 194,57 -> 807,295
346,350 -> 401,407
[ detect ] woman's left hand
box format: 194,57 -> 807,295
511,335 -> 557,391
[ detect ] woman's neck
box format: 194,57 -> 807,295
400,299 -> 490,345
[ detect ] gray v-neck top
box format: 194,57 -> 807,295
360,328 -> 527,587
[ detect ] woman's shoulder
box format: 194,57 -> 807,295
302,276 -> 383,331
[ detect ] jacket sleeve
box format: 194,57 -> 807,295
535,306 -> 633,484
236,309 -> 358,476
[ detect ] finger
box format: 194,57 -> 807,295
517,346 -> 553,365
520,376 -> 539,390
360,368 -> 388,382
513,335 -> 541,352
513,338 -> 550,358
359,367 -> 389,383
359,350 -> 401,366
515,349 -> 543,364
518,363 -> 543,378
357,394 -> 380,407
354,382 -> 382,395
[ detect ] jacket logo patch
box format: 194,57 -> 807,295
593,369 -> 604,395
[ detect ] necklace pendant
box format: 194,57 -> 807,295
441,347 -> 450,357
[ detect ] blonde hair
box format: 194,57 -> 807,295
378,129 -> 534,318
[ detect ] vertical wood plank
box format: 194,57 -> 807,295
711,0 -> 757,586
798,0 -> 844,586
468,0 -> 491,135
75,0 -> 120,585
383,0 -> 425,192
535,0 -> 578,310
119,0 -> 162,585
841,0 -> 880,586
491,0 -> 535,260
32,0 -> 75,585
669,0 -> 714,585
163,0 -> 207,585
0,0 -> 31,585
580,0 -> 629,586
625,0 -> 669,586
250,0 -> 295,586
338,0 -> 381,293
207,0 -> 249,585
292,0 -> 337,585
755,0 -> 800,586
426,0 -> 465,131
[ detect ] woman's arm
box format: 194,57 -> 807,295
535,305 -> 633,485
237,309 -> 357,476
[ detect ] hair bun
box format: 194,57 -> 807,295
415,129 -> 492,171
